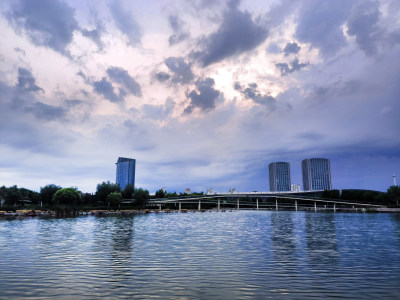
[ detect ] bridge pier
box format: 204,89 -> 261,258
237,199 -> 239,210
159,204 -> 162,210
198,200 -> 201,211
179,202 -> 181,211
217,199 -> 220,211
314,202 -> 317,212
256,199 -> 259,210
275,199 -> 278,211
295,200 -> 298,211
334,203 -> 336,212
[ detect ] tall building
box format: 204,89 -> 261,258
116,157 -> 136,191
302,158 -> 332,191
269,162 -> 291,192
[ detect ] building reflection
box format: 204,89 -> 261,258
109,216 -> 134,281
270,212 -> 297,263
305,213 -> 338,266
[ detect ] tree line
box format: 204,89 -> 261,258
0,182 -> 150,211
321,186 -> 400,207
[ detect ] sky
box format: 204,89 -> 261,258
0,0 -> 399,194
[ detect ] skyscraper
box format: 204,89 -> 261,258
269,162 -> 291,192
116,157 -> 136,191
302,158 -> 332,191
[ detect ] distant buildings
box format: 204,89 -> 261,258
267,158 -> 333,192
302,158 -> 332,191
291,184 -> 301,192
116,157 -> 136,191
269,162 -> 291,192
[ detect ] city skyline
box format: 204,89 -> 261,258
0,0 -> 399,193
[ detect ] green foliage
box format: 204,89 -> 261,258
155,188 -> 166,198
41,184 -> 62,205
387,186 -> 400,207
96,181 -> 121,204
321,189 -> 340,199
107,192 -> 123,207
52,188 -> 81,206
134,188 -> 150,208
122,184 -> 134,199
341,189 -> 386,204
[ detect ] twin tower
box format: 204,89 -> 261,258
269,158 -> 332,192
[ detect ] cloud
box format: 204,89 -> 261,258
81,22 -> 105,50
142,98 -> 176,120
168,14 -> 190,45
109,0 -> 141,46
347,1 -> 382,56
164,57 -> 194,84
93,77 -> 121,102
194,0 -> 269,66
154,72 -> 171,82
295,1 -> 356,56
283,42 -> 301,56
29,101 -> 66,121
107,67 -> 142,97
275,58 -> 308,76
7,0 -> 79,54
16,68 -> 43,93
235,82 -> 276,109
184,78 -> 221,114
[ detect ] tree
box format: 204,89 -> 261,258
122,184 -> 134,199
107,192 -> 123,208
96,181 -> 121,204
322,189 -> 340,199
155,188 -> 166,198
134,188 -> 150,209
52,188 -> 81,206
40,184 -> 62,206
6,185 -> 21,205
387,186 -> 400,207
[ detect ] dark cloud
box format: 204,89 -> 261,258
93,78 -> 121,102
283,42 -> 301,56
109,0 -> 141,46
295,1 -> 356,56
16,68 -> 43,93
235,82 -> 276,108
184,78 -> 221,114
275,58 -> 308,76
165,57 -> 194,84
8,0 -> 78,54
194,0 -> 269,66
347,1 -> 382,56
168,15 -> 190,45
29,102 -> 66,121
107,67 -> 142,97
154,72 -> 171,82
81,22 -> 105,50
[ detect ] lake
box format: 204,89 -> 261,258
1,211 -> 400,299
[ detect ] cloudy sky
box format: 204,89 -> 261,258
0,0 -> 399,193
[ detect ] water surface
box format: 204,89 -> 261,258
1,211 -> 400,299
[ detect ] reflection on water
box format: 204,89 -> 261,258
1,211 -> 400,299
305,213 -> 338,266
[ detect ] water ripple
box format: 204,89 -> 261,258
1,211 -> 400,299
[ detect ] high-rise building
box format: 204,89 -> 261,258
269,162 -> 291,192
302,158 -> 332,191
116,157 -> 136,191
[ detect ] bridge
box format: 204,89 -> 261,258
147,191 -> 385,212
